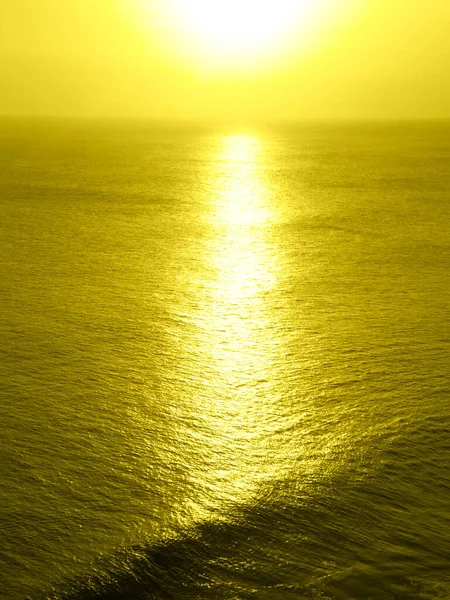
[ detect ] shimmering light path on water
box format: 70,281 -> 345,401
0,119 -> 449,600
180,134 -> 282,513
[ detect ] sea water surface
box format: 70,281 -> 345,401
0,118 -> 449,600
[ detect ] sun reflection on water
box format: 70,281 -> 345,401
212,135 -> 273,228
206,134 -> 278,379
181,133 -> 288,519
140,132 -> 355,531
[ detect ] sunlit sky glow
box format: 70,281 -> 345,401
0,0 -> 449,120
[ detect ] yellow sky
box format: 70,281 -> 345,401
0,0 -> 449,121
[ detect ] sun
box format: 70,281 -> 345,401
155,0 -> 329,70
171,0 -> 303,54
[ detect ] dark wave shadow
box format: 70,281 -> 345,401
33,484 -> 333,599
39,502 -> 300,600
34,457 -> 450,600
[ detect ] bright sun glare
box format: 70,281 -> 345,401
148,0 -> 332,69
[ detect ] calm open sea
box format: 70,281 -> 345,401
0,118 -> 449,600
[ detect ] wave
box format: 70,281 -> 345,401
36,463 -> 450,600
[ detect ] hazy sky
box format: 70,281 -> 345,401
1,0 -> 449,121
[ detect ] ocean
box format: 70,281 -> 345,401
0,117 -> 449,600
